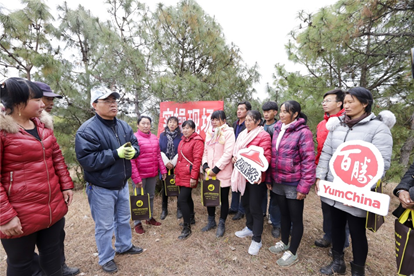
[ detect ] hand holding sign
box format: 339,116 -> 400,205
234,146 -> 269,184
317,140 -> 390,216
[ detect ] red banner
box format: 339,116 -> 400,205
157,101 -> 224,139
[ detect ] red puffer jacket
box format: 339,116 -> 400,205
175,132 -> 204,188
0,112 -> 73,239
131,130 -> 167,184
315,109 -> 344,165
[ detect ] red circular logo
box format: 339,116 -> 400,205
332,144 -> 379,188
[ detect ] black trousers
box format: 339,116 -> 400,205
178,186 -> 194,225
275,194 -> 304,255
161,169 -> 180,211
241,182 -> 267,243
330,206 -> 368,266
207,186 -> 230,221
1,218 -> 64,276
32,217 -> 66,275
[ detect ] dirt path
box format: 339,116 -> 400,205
0,183 -> 400,275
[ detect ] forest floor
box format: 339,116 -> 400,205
0,182 -> 401,276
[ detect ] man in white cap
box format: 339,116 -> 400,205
75,86 -> 142,274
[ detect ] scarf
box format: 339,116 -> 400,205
231,126 -> 264,196
206,124 -> 228,146
275,120 -> 296,150
343,112 -> 370,128
165,127 -> 179,159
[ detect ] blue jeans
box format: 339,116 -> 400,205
269,191 -> 281,228
86,183 -> 133,266
230,191 -> 245,214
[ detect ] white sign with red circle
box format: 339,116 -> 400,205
318,140 -> 390,216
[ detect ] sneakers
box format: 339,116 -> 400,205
145,218 -> 161,226
269,241 -> 289,254
276,250 -> 298,266
134,223 -> 145,235
235,227 -> 253,238
267,218 -> 272,225
248,240 -> 262,255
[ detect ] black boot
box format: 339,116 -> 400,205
350,261 -> 365,276
216,218 -> 225,237
160,209 -> 168,220
179,213 -> 196,226
201,216 -> 216,232
178,223 -> 192,240
320,250 -> 346,275
176,206 -> 183,219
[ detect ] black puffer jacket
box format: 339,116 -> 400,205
75,114 -> 139,190
393,161 -> 414,217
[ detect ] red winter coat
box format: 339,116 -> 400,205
315,109 -> 345,165
131,130 -> 167,184
0,112 -> 73,239
175,133 -> 204,188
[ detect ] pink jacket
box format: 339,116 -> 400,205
202,125 -> 235,187
131,130 -> 167,184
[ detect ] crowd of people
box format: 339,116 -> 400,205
1,77 -> 413,276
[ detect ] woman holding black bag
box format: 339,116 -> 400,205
159,116 -> 183,220
201,110 -> 235,237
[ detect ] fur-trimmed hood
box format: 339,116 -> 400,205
0,103 -> 53,133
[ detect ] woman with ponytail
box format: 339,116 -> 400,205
266,100 -> 316,267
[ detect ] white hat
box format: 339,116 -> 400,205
90,86 -> 120,107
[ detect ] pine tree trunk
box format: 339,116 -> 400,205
399,112 -> 414,165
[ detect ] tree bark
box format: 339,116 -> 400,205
400,111 -> 414,165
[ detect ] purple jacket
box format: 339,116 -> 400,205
131,130 -> 167,184
266,118 -> 316,194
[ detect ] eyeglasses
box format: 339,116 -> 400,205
98,99 -> 118,105
321,100 -> 339,104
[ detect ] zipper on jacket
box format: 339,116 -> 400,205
343,128 -> 352,142
112,125 -> 127,180
18,122 -> 53,226
8,172 -> 13,196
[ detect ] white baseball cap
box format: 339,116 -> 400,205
90,85 -> 120,107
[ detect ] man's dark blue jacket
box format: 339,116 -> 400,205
75,114 -> 140,190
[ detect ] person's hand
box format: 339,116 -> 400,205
297,192 -> 306,200
398,190 -> 414,210
232,156 -> 237,164
162,173 -> 167,181
253,177 -> 262,184
62,190 -> 73,206
117,143 -> 135,159
315,179 -> 320,195
136,182 -> 143,188
266,183 -> 272,190
124,146 -> 136,160
207,169 -> 216,177
190,179 -> 197,187
0,216 -> 23,236
166,163 -> 173,170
